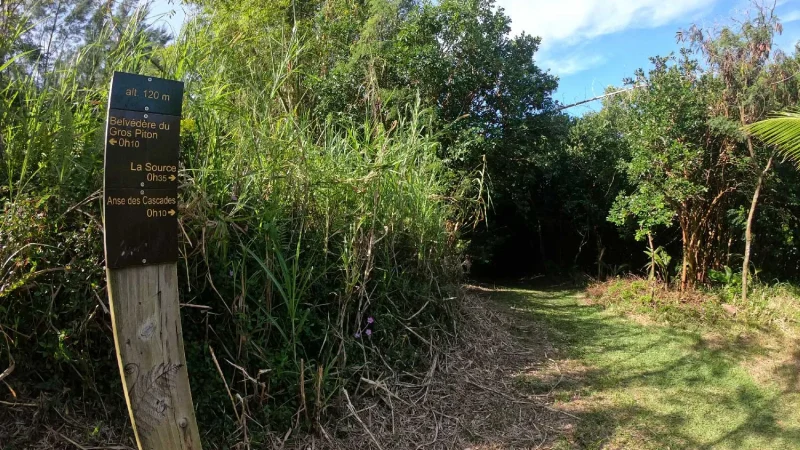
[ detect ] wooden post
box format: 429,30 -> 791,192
108,264 -> 202,449
103,72 -> 202,449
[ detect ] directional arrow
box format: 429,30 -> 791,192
109,138 -> 118,146
168,209 -> 176,217
168,175 -> 176,181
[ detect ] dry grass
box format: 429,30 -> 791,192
287,287 -> 575,449
1,287 -> 575,449
737,336 -> 800,393
0,399 -> 134,449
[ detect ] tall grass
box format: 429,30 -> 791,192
0,7 -> 464,447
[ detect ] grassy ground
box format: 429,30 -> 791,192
487,285 -> 800,450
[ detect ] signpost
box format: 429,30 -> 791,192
103,72 -> 202,450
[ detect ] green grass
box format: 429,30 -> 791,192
493,286 -> 800,450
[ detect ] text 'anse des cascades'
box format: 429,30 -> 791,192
106,192 -> 177,218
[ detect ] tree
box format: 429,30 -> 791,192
679,2 -> 800,300
609,54 -> 745,290
195,0 -> 564,273
562,105 -> 630,278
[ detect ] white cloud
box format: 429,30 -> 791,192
540,52 -> 606,76
496,0 -> 718,76
496,0 -> 718,48
781,10 -> 800,24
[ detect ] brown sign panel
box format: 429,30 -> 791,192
104,188 -> 178,268
104,109 -> 180,189
104,72 -> 183,269
109,71 -> 184,116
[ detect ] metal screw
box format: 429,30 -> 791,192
140,182 -> 145,187
142,259 -> 147,264
144,114 -> 148,119
148,77 -> 152,82
140,190 -> 144,195
145,106 -> 150,111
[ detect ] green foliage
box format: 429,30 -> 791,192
3,1 -> 800,446
608,55 -> 720,236
747,110 -> 800,165
708,265 -> 739,287
274,0 -> 564,272
0,2 -> 467,446
644,246 -> 672,282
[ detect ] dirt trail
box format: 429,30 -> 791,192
308,285 -> 580,450
18,284 -> 796,449
324,283 -> 800,450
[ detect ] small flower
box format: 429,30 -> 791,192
354,331 -> 361,338
367,316 -> 375,324
365,329 -> 372,337
229,269 -> 234,277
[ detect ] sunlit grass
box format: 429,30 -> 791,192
495,288 -> 800,450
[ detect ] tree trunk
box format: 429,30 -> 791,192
647,232 -> 656,281
680,217 -> 690,291
537,219 -> 546,266
742,153 -> 775,302
596,230 -> 605,280
648,232 -> 657,300
679,214 -> 702,292
573,228 -> 588,266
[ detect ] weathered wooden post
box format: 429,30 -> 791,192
103,72 -> 202,450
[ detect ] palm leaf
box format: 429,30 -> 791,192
745,110 -> 800,165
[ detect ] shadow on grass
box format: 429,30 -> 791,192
489,287 -> 800,450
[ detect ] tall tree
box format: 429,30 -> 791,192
679,2 -> 800,300
609,54 -> 745,290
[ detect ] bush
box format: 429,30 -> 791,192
0,12 -> 466,447
586,277 -> 800,333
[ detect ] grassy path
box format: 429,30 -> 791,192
487,286 -> 800,450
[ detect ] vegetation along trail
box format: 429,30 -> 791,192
5,0 -> 800,448
475,284 -> 800,450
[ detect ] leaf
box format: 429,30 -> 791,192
745,110 -> 800,166
0,50 -> 33,73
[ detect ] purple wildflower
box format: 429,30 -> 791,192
365,329 -> 372,337
367,316 -> 375,324
354,331 -> 361,339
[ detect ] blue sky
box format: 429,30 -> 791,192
497,0 -> 800,114
150,0 -> 800,115
148,0 -> 188,37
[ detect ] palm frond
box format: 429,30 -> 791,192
745,110 -> 800,165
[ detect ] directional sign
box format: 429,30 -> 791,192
103,72 -> 201,450
105,110 -> 180,189
104,72 -> 183,269
104,188 -> 178,268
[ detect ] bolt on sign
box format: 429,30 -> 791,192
103,72 -> 202,450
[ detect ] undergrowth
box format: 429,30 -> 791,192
586,277 -> 800,334
0,8 -> 471,448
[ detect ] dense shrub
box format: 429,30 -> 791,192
0,11 -> 465,447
